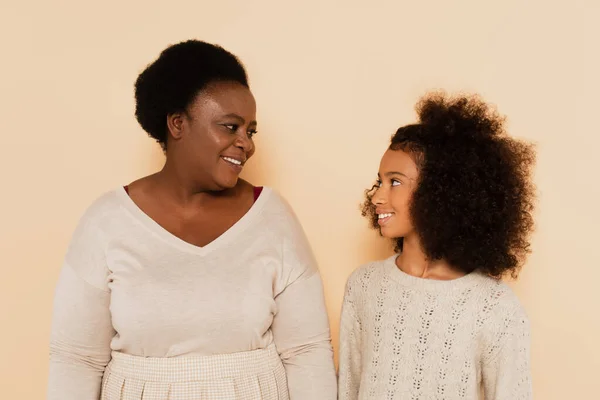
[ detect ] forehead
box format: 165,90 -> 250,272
189,81 -> 256,119
379,149 -> 419,177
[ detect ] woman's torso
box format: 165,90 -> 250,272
92,186 -> 285,357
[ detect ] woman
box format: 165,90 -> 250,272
338,93 -> 535,399
48,40 -> 336,400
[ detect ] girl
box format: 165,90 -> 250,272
338,93 -> 535,400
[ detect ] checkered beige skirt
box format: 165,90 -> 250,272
100,345 -> 289,399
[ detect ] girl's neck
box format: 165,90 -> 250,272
397,234 -> 466,280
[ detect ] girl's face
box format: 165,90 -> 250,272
371,149 -> 420,239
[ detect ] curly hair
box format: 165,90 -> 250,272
134,40 -> 248,150
362,92 -> 536,278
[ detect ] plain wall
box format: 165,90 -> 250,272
1,0 -> 598,398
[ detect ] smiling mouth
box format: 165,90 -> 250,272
377,212 -> 394,225
221,156 -> 244,167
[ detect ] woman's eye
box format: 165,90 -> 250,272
392,179 -> 402,187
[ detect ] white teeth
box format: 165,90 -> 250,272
378,213 -> 393,219
223,157 -> 242,165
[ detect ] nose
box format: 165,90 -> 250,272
234,131 -> 254,154
371,186 -> 386,206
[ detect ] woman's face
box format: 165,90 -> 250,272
371,149 -> 419,239
167,81 -> 257,191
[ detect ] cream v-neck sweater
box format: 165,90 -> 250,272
48,187 -> 336,400
338,256 -> 532,400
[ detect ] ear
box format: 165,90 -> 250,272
166,112 -> 186,141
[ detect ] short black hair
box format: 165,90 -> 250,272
134,40 -> 248,150
362,92 -> 536,278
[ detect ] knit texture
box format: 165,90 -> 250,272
338,255 -> 532,400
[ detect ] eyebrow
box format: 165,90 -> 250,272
222,113 -> 257,126
378,171 -> 412,179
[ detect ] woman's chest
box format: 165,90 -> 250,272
105,244 -> 280,344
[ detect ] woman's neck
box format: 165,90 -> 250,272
155,160 -> 242,203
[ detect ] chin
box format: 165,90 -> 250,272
380,226 -> 408,239
379,226 -> 396,238
214,176 -> 239,190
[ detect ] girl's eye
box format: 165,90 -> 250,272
224,124 -> 238,132
247,130 -> 257,139
392,179 -> 402,187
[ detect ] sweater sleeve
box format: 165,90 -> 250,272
337,273 -> 363,400
47,216 -> 115,400
270,212 -> 337,400
481,308 -> 533,400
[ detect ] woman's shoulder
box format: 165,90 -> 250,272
258,186 -> 292,214
76,187 -> 126,225
67,187 -> 131,246
255,187 -> 307,231
62,188 -> 126,284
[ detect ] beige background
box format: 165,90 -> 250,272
1,0 -> 598,398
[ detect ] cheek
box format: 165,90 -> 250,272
390,190 -> 411,215
206,129 -> 230,148
193,130 -> 233,162
391,192 -> 415,231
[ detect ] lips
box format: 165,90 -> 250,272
377,211 -> 394,226
220,154 -> 249,175
221,156 -> 245,166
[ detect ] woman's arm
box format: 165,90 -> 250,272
270,202 -> 337,400
47,216 -> 115,400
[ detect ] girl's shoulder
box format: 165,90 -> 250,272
344,256 -> 395,298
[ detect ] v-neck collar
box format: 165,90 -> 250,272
116,186 -> 272,256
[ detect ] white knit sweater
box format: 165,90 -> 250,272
338,255 -> 532,400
